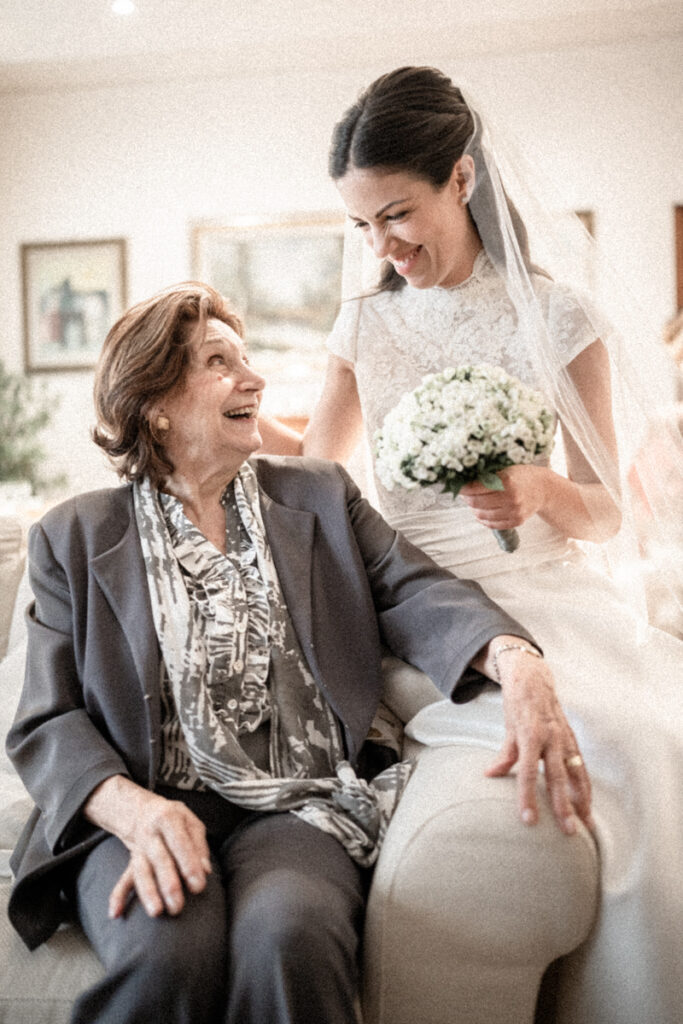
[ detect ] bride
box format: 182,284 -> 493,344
260,66 -> 683,1023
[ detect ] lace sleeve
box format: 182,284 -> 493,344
538,278 -> 612,367
326,297 -> 362,364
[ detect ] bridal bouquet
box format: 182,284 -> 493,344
374,364 -> 555,552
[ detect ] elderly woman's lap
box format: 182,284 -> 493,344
71,812 -> 366,1024
71,833 -> 228,1023
222,813 -> 366,1023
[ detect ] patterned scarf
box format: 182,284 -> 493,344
134,466 -> 413,866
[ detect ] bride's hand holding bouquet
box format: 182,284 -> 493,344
460,463 -> 553,541
374,365 -> 555,552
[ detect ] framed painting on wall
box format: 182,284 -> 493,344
22,238 -> 127,372
574,209 -> 596,294
191,215 -> 344,422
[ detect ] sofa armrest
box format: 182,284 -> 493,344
0,517 -> 25,662
0,875 -> 103,1024
363,699 -> 599,1024
381,655 -> 443,723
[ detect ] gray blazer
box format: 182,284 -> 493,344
6,456 -> 530,949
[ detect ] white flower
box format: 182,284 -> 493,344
375,364 -> 555,498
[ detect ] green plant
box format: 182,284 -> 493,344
0,360 -> 56,492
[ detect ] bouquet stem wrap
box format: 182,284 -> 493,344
494,528 -> 520,553
374,365 -> 555,553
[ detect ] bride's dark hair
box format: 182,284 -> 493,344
329,66 -> 537,290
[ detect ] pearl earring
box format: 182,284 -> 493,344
157,415 -> 170,431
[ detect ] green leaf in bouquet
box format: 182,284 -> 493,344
440,477 -> 465,499
478,470 -> 504,491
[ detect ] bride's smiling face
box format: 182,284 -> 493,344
336,161 -> 481,289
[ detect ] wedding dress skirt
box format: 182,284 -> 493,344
398,508 -> 683,1024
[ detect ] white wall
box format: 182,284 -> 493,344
0,36 -> 681,495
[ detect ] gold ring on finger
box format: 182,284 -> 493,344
565,754 -> 584,770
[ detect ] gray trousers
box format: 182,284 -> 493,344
70,795 -> 367,1024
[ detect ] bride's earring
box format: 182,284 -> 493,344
156,415 -> 170,431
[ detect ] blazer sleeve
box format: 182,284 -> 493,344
5,522 -> 131,854
339,465 -> 537,696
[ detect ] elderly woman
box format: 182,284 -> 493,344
6,282 -> 590,1024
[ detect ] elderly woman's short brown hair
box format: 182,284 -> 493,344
93,281 -> 243,485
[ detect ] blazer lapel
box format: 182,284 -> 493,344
258,488 -> 322,680
256,472 -> 376,762
90,509 -> 161,733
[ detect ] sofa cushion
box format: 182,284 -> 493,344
0,877 -> 103,1024
7,566 -> 32,657
0,640 -> 32,877
0,517 -> 25,662
0,623 -> 104,1019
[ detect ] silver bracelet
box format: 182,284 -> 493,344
492,642 -> 543,683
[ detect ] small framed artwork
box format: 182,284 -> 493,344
191,215 -> 344,420
575,210 -> 595,236
574,209 -> 596,294
22,238 -> 127,372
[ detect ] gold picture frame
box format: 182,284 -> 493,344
191,215 -> 344,419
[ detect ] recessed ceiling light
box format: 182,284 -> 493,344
111,0 -> 136,14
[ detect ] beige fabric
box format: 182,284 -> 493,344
0,563 -> 31,878
0,556 -> 104,1020
380,654 -> 443,723
0,517 -> 25,662
363,743 -> 599,1024
0,879 -> 103,1024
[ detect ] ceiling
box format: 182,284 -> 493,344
1,0 -> 681,93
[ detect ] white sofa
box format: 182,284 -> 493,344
0,514 -> 599,1024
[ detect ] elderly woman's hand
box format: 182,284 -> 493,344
473,640 -> 593,835
83,776 -> 212,919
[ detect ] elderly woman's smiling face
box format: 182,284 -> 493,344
159,317 -> 265,482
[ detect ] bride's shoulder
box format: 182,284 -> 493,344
531,273 -> 611,359
531,272 -> 592,312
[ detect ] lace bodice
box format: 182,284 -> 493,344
327,250 -> 597,519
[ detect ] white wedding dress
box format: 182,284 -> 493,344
328,249 -> 683,1024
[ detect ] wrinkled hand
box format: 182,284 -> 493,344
110,793 -> 212,919
486,650 -> 593,835
461,465 -> 549,531
84,777 -> 212,920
